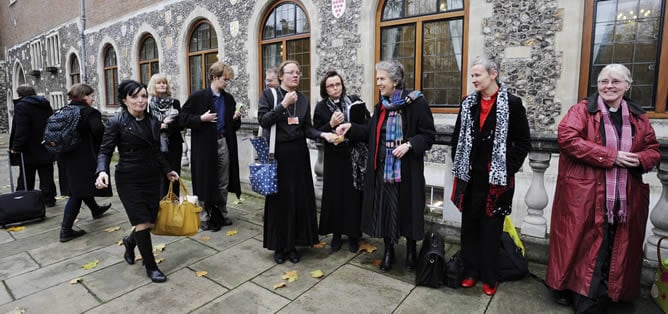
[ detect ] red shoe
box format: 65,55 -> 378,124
482,283 -> 497,296
461,278 -> 477,288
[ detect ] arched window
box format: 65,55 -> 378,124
70,54 -> 81,85
260,1 -> 311,98
377,0 -> 467,111
188,20 -> 218,94
580,0 -> 667,116
103,45 -> 119,106
139,35 -> 159,85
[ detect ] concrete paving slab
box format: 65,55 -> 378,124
192,281 -> 290,314
0,229 -> 62,259
395,285 -> 489,313
79,260 -> 151,302
4,215 -> 62,239
0,231 -> 12,244
191,219 -> 262,251
281,264 -> 414,313
0,281 -> 99,313
252,245 -> 359,300
0,252 -> 39,281
150,237 -> 218,274
0,284 -> 12,305
5,245 -> 121,299
349,237 -> 415,285
86,268 -> 228,314
487,277 -> 571,314
190,238 -> 275,289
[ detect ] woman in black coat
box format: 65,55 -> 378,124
95,80 -> 178,283
337,60 -> 436,272
450,56 -> 531,296
58,84 -> 112,242
258,60 -> 337,264
147,73 -> 184,197
313,70 -> 369,253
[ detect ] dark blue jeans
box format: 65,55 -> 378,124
61,197 -> 98,228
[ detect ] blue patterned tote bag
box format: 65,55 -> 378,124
249,88 -> 278,196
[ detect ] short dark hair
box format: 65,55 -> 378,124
68,83 -> 95,101
319,70 -> 347,99
16,85 -> 36,98
118,80 -> 147,108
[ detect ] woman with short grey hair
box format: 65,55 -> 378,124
337,59 -> 436,272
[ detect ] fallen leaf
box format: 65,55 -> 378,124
5,226 -> 25,232
281,270 -> 298,282
6,307 -> 25,314
371,259 -> 382,266
55,195 -> 68,200
357,241 -> 377,253
69,277 -> 83,284
104,226 -> 121,232
273,282 -> 286,289
232,198 -> 244,205
310,270 -> 324,278
82,259 -> 99,270
116,240 -> 123,246
156,258 -> 165,264
200,236 -> 211,242
312,242 -> 327,249
196,271 -> 208,277
134,256 -> 143,262
226,230 -> 238,236
153,244 -> 166,252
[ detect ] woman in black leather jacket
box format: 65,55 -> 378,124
95,80 -> 178,283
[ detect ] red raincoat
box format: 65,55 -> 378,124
546,96 -> 660,301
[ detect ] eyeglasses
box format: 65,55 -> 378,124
597,79 -> 627,87
326,82 -> 342,89
284,71 -> 301,76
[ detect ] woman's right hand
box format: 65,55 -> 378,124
330,111 -> 344,128
281,91 -> 298,108
336,123 -> 351,136
615,151 -> 640,168
95,172 -> 109,189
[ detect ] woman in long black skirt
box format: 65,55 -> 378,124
258,60 -> 337,264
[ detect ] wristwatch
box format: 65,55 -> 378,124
406,141 -> 412,150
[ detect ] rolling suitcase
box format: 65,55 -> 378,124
0,151 -> 46,227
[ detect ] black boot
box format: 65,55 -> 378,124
348,237 -> 359,253
406,239 -> 417,270
88,199 -> 112,219
330,233 -> 342,252
122,230 -> 136,265
135,229 -> 166,283
380,242 -> 395,272
60,227 -> 86,242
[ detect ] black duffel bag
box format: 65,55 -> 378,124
415,232 -> 446,288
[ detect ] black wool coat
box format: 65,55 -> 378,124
59,102 -> 111,198
179,88 -> 241,202
9,95 -> 55,165
347,90 -> 436,241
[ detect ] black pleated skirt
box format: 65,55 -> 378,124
364,134 -> 400,244
263,138 -> 319,251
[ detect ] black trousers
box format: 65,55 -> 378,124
460,193 -> 504,286
17,163 -> 56,204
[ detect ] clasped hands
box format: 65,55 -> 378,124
615,151 -> 640,168
335,123 -> 410,158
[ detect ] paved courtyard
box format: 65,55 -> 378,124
0,133 -> 662,313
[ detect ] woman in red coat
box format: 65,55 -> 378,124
546,64 -> 660,312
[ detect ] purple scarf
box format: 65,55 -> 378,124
598,96 -> 632,224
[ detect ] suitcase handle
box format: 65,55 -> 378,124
658,236 -> 668,271
7,151 -> 28,192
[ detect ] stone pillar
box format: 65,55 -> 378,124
313,141 -> 324,208
521,151 -> 551,238
644,152 -> 668,262
181,130 -> 190,168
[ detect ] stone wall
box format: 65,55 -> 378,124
482,0 -> 563,131
0,60 -> 7,132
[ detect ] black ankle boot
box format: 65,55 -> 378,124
380,244 -> 395,272
330,234 -> 342,252
60,227 -> 86,242
123,231 -> 136,265
146,267 -> 167,283
348,237 -> 359,253
406,240 -> 417,270
92,203 -> 112,219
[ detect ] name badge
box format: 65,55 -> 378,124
288,117 -> 300,125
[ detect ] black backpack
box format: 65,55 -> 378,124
415,232 -> 446,288
444,250 -> 464,289
497,231 -> 529,282
43,105 -> 81,153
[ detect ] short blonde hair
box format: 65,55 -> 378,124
147,73 -> 172,97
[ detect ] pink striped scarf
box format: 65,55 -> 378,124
597,96 -> 632,224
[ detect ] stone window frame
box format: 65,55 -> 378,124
10,61 -> 26,116
49,92 -> 65,110
579,0 -> 668,117
68,53 -> 81,87
45,33 -> 61,67
138,34 -> 159,86
258,0 -> 312,99
103,44 -> 119,107
375,0 -> 469,114
29,39 -> 44,72
187,19 -> 218,95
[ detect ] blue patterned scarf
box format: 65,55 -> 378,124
381,90 -> 423,183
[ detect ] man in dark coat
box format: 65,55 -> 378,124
9,85 -> 57,206
180,62 -> 242,231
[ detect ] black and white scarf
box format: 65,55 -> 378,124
148,96 -> 177,123
326,95 -> 368,190
453,85 -> 510,186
